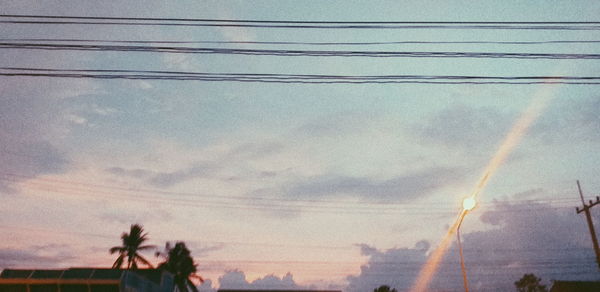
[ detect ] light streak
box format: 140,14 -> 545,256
410,81 -> 558,292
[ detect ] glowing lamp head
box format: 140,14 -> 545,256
462,197 -> 477,211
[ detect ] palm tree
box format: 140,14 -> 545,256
109,224 -> 155,269
374,285 -> 398,292
156,242 -> 203,292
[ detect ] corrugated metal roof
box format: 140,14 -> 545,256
1,269 -> 123,280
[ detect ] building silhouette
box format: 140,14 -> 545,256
0,268 -> 174,292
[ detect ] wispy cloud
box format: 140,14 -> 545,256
104,141 -> 285,188
415,104 -> 513,151
282,167 -> 464,202
0,245 -> 76,268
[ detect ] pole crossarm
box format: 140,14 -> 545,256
576,196 -> 600,213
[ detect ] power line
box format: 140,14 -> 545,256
1,67 -> 599,85
0,151 -> 585,208
5,38 -> 600,46
0,175 -> 458,216
0,171 -> 580,211
1,15 -> 599,30
3,15 -> 600,24
4,42 -> 600,59
0,176 -> 579,218
3,21 -> 599,30
0,171 -> 453,209
0,224 -> 594,254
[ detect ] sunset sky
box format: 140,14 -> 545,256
1,1 -> 600,291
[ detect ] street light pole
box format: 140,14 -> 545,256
457,209 -> 469,292
457,197 -> 476,292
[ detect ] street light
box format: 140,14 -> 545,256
457,196 -> 476,292
463,197 -> 476,211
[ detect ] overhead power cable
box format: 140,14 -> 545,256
3,15 -> 600,24
0,171 -> 452,209
3,42 -> 600,59
0,171 -> 579,216
0,168 -> 580,208
1,15 -> 599,30
1,67 -> 599,85
5,38 -> 600,46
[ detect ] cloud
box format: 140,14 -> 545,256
98,208 -> 174,225
105,167 -> 153,179
416,104 -> 513,151
197,279 -> 216,292
218,270 -> 305,290
147,162 -> 217,187
295,112 -> 380,138
346,242 -> 430,292
224,142 -> 284,161
0,93 -> 70,191
0,75 -> 103,193
105,162 -> 217,188
104,141 -> 285,188
283,167 -> 464,202
0,246 -> 75,268
345,198 -> 600,291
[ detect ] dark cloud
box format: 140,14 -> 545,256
0,246 -> 75,268
148,162 -> 217,187
345,199 -> 600,291
104,141 -> 284,188
415,104 -> 513,151
241,167 -> 464,218
104,162 -> 217,188
356,244 -> 379,256
186,243 -> 225,258
284,167 -> 464,203
218,270 -> 305,290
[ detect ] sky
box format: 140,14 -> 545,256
1,1 -> 600,291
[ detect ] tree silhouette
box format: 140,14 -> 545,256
374,285 -> 398,292
156,242 -> 203,292
109,224 -> 155,269
514,273 -> 548,292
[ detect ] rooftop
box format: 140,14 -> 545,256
0,268 -> 164,285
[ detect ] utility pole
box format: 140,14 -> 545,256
575,180 -> 600,270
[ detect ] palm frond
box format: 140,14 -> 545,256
112,255 -> 124,269
136,254 -> 154,268
109,246 -> 124,254
138,244 -> 156,250
187,278 -> 199,292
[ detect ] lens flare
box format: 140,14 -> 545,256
462,197 -> 476,211
410,83 -> 557,292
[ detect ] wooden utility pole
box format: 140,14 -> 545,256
575,180 -> 600,270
